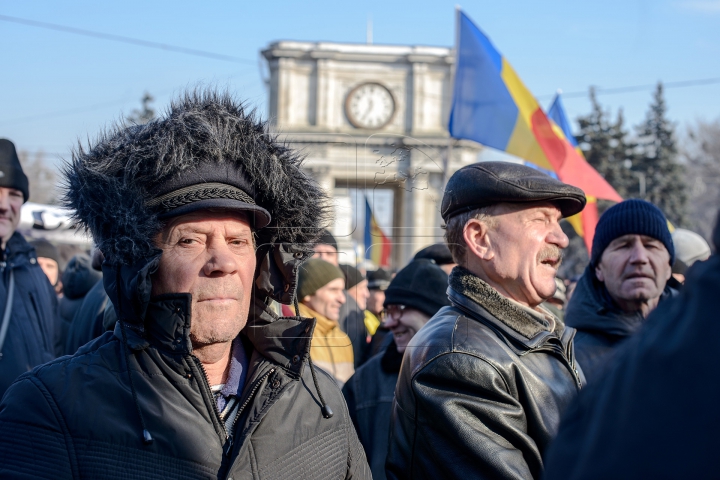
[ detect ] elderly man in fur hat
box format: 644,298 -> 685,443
386,162 -> 587,480
0,92 -> 369,479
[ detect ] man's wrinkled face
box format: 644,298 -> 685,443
152,211 -> 256,348
382,306 -> 430,353
37,257 -> 59,286
468,202 -> 569,307
312,244 -> 339,266
595,234 -> 671,311
0,187 -> 23,247
367,289 -> 385,315
303,277 -> 346,322
348,279 -> 370,310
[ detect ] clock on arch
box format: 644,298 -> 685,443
345,82 -> 396,129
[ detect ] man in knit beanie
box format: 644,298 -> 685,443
298,258 -> 355,386
343,259 -> 449,480
29,238 -> 62,292
0,140 -> 59,399
564,198 -> 680,383
339,264 -> 376,367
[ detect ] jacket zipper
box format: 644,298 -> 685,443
223,367 -> 276,457
531,344 -> 583,389
189,355 -> 229,441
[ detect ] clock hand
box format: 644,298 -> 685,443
364,99 -> 374,120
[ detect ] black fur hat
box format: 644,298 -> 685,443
63,90 -> 331,266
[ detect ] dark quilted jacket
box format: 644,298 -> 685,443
0,232 -> 59,398
0,253 -> 370,479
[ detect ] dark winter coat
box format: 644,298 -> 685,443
544,253 -> 720,479
343,339 -> 403,480
63,279 -> 109,355
0,253 -> 370,479
57,254 -> 102,354
0,93 -> 369,479
564,266 -> 679,383
0,232 -> 59,398
386,267 -> 584,480
339,292 -> 370,368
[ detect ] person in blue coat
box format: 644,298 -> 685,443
564,199 -> 679,383
0,139 -> 59,398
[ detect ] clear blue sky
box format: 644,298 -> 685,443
1,0 -> 719,162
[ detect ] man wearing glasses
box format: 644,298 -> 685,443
386,162 -> 587,480
343,259 -> 450,480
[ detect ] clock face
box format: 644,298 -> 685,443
345,82 -> 396,129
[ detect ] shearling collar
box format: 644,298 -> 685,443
449,267 -> 564,340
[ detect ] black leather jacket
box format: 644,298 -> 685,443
386,267 -> 584,480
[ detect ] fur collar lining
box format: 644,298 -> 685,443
449,267 -> 563,339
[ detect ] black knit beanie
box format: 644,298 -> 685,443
413,243 -> 454,265
297,258 -> 345,298
316,229 -> 338,251
339,264 -> 365,289
384,259 -> 450,317
0,139 -> 29,202
591,199 -> 674,267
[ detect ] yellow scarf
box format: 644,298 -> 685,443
297,303 -> 355,386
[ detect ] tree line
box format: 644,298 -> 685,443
575,82 -> 720,242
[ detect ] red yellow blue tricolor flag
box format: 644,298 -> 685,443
448,10 -> 622,251
364,196 -> 392,267
547,93 -> 603,252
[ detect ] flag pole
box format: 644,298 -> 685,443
442,5 -> 461,190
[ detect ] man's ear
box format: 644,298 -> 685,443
303,295 -> 312,303
463,218 -> 494,262
595,264 -> 605,283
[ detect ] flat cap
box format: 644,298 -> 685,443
441,161 -> 586,222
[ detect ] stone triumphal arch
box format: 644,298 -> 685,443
262,41 -> 482,267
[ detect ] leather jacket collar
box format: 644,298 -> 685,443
448,267 -> 567,350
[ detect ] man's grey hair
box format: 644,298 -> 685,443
444,206 -> 498,266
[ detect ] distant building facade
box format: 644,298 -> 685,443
262,41 -> 482,267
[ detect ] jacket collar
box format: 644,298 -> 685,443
3,232 -> 34,266
380,339 -> 403,374
448,267 -> 564,348
564,265 -> 680,337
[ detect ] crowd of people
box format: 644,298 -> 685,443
0,90 -> 717,479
